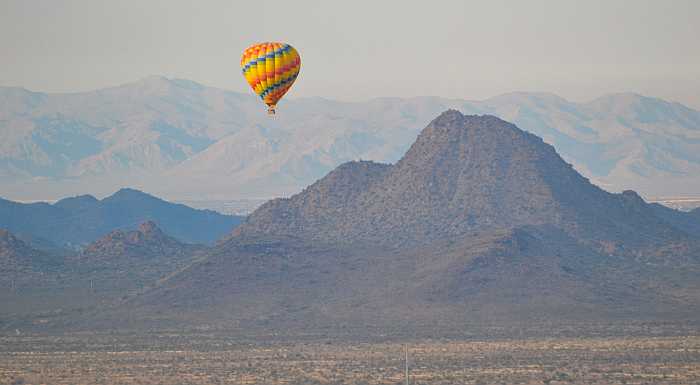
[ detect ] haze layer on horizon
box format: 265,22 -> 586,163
1,0 -> 699,109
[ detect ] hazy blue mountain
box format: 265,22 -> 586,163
0,188 -> 243,248
1,77 -> 699,201
649,203 -> 700,236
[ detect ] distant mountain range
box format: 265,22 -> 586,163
2,76 -> 699,202
87,111 -> 700,333
0,188 -> 243,248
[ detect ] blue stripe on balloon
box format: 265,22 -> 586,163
260,72 -> 298,97
242,44 -> 292,72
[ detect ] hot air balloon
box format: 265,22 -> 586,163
241,42 -> 301,115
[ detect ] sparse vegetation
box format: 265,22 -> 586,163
1,332 -> 699,384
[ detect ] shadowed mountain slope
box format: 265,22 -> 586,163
0,229 -> 62,280
649,204 -> 700,237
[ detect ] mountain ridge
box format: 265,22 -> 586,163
0,188 -> 243,248
105,111 -> 700,333
2,77 -> 700,201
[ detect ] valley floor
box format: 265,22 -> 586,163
1,332 -> 700,384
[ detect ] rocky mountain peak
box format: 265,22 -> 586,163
235,111 -> 692,253
429,109 -> 464,126
300,160 -> 390,200
237,113 -> 576,246
65,220 -> 205,293
108,188 -> 153,200
621,190 -> 646,204
80,221 -> 182,260
137,220 -> 163,237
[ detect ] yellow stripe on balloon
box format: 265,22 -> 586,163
256,51 -> 267,92
274,49 -> 282,89
265,45 -> 274,84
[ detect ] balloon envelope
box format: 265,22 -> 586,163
241,42 -> 301,114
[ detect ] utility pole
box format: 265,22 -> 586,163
405,344 -> 409,385
11,278 -> 16,293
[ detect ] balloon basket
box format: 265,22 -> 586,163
267,106 -> 276,115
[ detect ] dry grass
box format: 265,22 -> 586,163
1,333 -> 700,384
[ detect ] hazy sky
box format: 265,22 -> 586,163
1,0 -> 699,108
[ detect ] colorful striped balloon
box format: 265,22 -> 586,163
241,42 -> 301,115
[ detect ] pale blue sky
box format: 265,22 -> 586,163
1,0 -> 699,108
